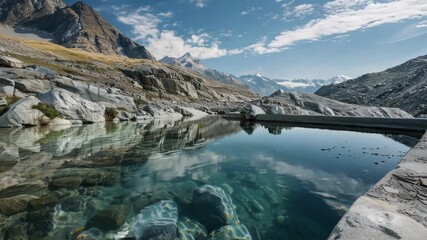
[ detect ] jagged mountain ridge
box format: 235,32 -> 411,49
315,55 -> 427,117
0,0 -> 66,25
238,73 -> 285,96
239,73 -> 352,96
160,53 -> 245,86
0,0 -> 154,60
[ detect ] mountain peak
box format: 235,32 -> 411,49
182,52 -> 193,58
255,73 -> 263,77
70,1 -> 92,11
12,0 -> 155,59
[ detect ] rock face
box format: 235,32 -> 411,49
0,0 -> 66,25
329,196 -> 427,240
259,91 -> 413,118
241,105 -> 266,120
0,96 -> 46,127
131,200 -> 178,240
122,64 -> 200,99
38,88 -> 105,123
266,105 -> 285,115
0,56 -> 23,68
53,78 -> 137,111
316,55 -> 427,117
143,104 -> 183,119
0,1 -> 154,59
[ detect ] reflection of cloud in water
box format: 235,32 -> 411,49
256,154 -> 366,205
143,151 -> 227,181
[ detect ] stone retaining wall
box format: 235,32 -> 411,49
328,131 -> 427,239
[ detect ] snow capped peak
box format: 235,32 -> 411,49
181,52 -> 194,59
326,75 -> 352,85
255,73 -> 262,77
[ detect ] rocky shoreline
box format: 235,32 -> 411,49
328,131 -> 427,239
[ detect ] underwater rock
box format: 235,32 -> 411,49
169,181 -> 198,204
261,186 -> 281,206
60,196 -> 84,212
50,176 -> 83,189
0,180 -> 47,199
131,200 -> 178,240
29,194 -> 59,210
248,199 -> 264,213
221,184 -> 234,195
208,224 -> 252,240
177,217 -> 208,240
0,194 -> 35,215
131,191 -> 173,212
5,222 -> 29,240
86,204 -> 131,231
192,185 -> 239,232
76,228 -> 103,240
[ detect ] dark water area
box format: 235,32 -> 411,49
0,117 -> 418,240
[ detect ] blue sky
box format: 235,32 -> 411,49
65,0 -> 427,79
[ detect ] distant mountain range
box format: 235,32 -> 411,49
275,75 -> 352,93
161,53 -> 351,96
316,55 -> 427,117
160,53 -> 244,86
0,0 -> 154,59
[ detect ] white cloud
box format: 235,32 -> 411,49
241,6 -> 263,16
148,31 -> 228,59
117,7 -> 161,40
285,4 -> 315,18
266,0 -> 427,51
190,0 -> 208,8
245,37 -> 283,55
117,8 -> 237,59
417,20 -> 427,28
323,0 -> 371,13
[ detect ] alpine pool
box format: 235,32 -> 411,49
0,117 -> 419,240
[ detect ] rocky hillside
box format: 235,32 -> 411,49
0,0 -> 66,25
316,55 -> 427,117
222,90 -> 412,118
160,53 -> 244,86
0,34 -> 258,127
0,0 -> 154,60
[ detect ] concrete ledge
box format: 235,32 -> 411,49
328,131 -> 427,240
224,114 -> 427,132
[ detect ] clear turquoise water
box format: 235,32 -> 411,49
0,117 -> 417,239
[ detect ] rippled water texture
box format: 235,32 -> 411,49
0,117 -> 418,239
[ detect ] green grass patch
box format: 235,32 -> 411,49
134,98 -> 147,107
0,96 -> 21,116
117,107 -> 129,112
32,103 -> 63,119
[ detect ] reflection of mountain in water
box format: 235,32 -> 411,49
0,117 -> 242,189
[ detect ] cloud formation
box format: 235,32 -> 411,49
250,0 -> 427,54
190,0 -> 208,8
117,6 -> 233,59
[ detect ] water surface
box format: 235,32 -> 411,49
0,117 -> 417,239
